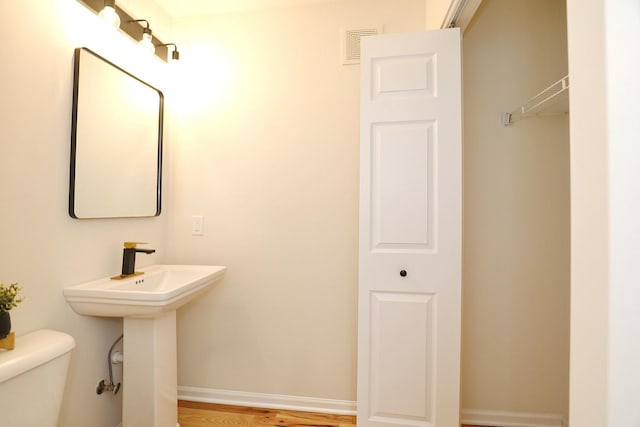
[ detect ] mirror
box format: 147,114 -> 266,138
70,47 -> 163,219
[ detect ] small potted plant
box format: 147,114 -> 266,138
0,282 -> 23,339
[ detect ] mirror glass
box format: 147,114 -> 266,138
70,47 -> 163,219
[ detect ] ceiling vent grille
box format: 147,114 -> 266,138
342,26 -> 382,65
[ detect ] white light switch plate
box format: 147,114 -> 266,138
191,215 -> 204,236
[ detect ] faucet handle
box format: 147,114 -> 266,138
124,241 -> 148,249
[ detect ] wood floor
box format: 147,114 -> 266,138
178,401 -> 356,427
177,401 -> 483,427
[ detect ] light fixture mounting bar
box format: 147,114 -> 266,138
75,0 -> 170,61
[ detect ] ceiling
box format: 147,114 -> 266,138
152,0 -> 344,18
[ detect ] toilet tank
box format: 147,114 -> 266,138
0,329 -> 75,427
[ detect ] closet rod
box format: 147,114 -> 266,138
502,75 -> 569,126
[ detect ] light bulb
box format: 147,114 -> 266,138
98,6 -> 120,29
139,31 -> 155,55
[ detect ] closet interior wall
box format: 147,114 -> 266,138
461,0 -> 570,417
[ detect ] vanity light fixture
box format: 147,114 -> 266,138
157,43 -> 180,61
129,19 -> 155,55
98,0 -> 120,29
76,0 -> 173,61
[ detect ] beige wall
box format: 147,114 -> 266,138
169,0 -> 571,415
166,0 -> 425,401
602,0 -> 640,423
425,0 -> 451,29
568,0 -> 640,425
566,0 -> 608,424
462,0 -> 570,416
0,1 -> 171,426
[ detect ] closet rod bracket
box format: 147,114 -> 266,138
501,112 -> 514,127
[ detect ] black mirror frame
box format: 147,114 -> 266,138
69,47 -> 164,219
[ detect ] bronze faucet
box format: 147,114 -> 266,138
111,242 -> 155,280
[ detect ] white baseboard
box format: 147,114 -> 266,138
461,409 -> 567,427
177,386 -> 357,416
177,387 -> 566,427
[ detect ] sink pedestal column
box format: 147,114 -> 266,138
122,311 -> 179,427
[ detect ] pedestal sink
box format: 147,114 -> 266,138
63,264 -> 226,427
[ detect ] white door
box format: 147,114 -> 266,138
357,29 -> 462,427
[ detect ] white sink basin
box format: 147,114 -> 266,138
63,264 -> 226,318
